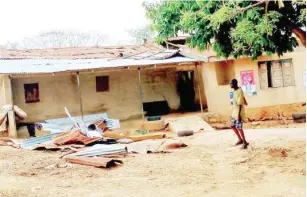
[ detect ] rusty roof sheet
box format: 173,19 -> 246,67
0,45 -> 202,75
0,42 -> 163,60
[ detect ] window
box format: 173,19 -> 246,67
96,76 -> 109,92
24,83 -> 40,103
258,59 -> 295,89
215,60 -> 235,85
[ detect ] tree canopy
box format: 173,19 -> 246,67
144,0 -> 306,60
127,25 -> 156,44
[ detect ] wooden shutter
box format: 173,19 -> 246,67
271,61 -> 284,88
281,59 -> 295,86
258,63 -> 268,89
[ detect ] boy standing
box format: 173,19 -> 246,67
230,79 -> 249,149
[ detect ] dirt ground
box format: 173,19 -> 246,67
0,126 -> 306,197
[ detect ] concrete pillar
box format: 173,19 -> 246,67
2,75 -> 16,137
3,75 -> 13,105
8,111 -> 17,138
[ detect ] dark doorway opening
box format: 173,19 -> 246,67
176,71 -> 196,112
143,101 -> 170,116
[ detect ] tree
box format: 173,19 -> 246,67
4,30 -> 107,50
127,25 -> 156,44
143,0 -> 306,60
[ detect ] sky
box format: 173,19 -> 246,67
0,0 -> 155,46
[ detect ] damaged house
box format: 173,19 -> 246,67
0,38 -> 305,137
0,43 -> 207,137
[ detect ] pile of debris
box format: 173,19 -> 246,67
0,104 -> 28,124
0,108 -> 217,169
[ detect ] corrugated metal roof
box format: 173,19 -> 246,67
0,42 -> 163,60
0,56 -> 197,75
20,133 -> 59,150
128,50 -> 179,60
66,144 -> 127,157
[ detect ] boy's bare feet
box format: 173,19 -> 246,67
241,142 -> 249,149
235,140 -> 243,146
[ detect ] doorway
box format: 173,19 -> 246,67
176,71 -> 196,112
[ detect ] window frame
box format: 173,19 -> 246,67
24,83 -> 40,103
95,76 -> 110,92
258,58 -> 295,89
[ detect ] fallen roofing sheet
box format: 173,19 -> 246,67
44,113 -> 119,131
33,143 -> 85,151
20,133 -> 59,150
64,156 -> 123,168
45,113 -> 108,128
52,129 -> 101,145
39,123 -> 65,133
66,144 -> 127,157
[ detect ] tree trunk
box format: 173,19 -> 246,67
292,27 -> 306,48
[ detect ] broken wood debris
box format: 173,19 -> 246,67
64,156 -> 123,168
33,144 -> 85,151
4,111 -> 211,170
0,105 -> 28,125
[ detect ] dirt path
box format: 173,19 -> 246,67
0,128 -> 305,197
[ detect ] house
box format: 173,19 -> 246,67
0,42 -> 207,137
0,39 -> 305,137
165,37 -> 306,120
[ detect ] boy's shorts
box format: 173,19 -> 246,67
231,118 -> 243,129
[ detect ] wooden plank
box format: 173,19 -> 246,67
103,130 -> 166,142
258,63 -> 269,89
13,105 -> 27,120
281,59 -> 295,87
64,156 -> 123,168
271,61 -> 284,88
196,64 -> 204,112
137,68 -> 145,119
129,133 -> 166,142
0,105 -> 12,125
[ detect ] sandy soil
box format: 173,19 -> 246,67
0,127 -> 305,197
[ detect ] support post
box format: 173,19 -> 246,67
195,63 -> 204,113
2,76 -> 17,137
76,72 -> 85,124
8,111 -> 17,138
137,68 -> 145,119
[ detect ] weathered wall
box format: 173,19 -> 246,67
202,50 -> 306,117
11,64 -> 207,122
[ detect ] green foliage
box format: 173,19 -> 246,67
127,25 -> 155,44
209,5 -> 238,30
144,0 -> 306,60
299,8 -> 306,24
